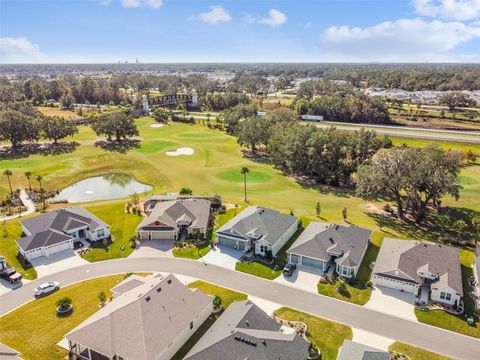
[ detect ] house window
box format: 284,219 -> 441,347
190,321 -> 194,330
260,245 -> 267,253
446,293 -> 452,301
97,229 -> 105,238
440,292 -> 446,299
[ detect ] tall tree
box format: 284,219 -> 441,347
42,116 -> 78,144
3,169 -> 13,195
241,167 -> 249,203
24,171 -> 32,191
92,112 -> 138,142
0,110 -> 40,148
36,175 -> 43,189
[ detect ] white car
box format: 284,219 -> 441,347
34,281 -> 60,297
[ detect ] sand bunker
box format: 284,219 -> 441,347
165,147 -> 194,156
150,123 -> 164,128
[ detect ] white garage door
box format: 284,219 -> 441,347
151,230 -> 174,240
374,275 -> 417,294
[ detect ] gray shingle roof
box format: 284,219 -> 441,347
215,206 -> 298,246
16,230 -> 72,252
137,199 -> 210,231
184,300 -> 309,360
373,238 -> 463,295
66,274 -> 212,360
337,340 -> 391,360
0,343 -> 21,359
287,223 -> 371,267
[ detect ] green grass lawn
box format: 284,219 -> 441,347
172,242 -> 211,260
274,307 -> 352,360
389,342 -> 453,360
0,274 -> 126,360
317,231 -> 383,305
81,203 -> 143,262
187,280 -> 247,308
235,261 -> 282,280
414,249 -> 480,339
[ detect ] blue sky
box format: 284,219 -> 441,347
1,0 -> 480,63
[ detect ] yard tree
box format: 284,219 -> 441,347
0,109 -> 40,148
316,202 -> 321,218
236,117 -> 270,152
453,220 -> 467,245
439,92 -> 476,111
151,108 -> 170,123
36,175 -> 43,189
241,167 -> 249,203
179,187 -> 193,195
42,116 -> 78,144
24,171 -> 32,191
342,207 -> 348,222
436,215 -> 451,242
92,112 -> 138,142
223,103 -> 258,134
3,169 -> 13,195
39,187 -> 46,211
472,216 -> 480,245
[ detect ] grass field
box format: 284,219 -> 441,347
0,274 -> 126,360
37,106 -> 79,120
274,307 -> 352,360
187,280 -> 247,308
389,342 -> 453,360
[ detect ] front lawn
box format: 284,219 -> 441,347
173,242 -> 211,260
187,280 -> 247,308
235,261 -> 282,280
414,248 -> 480,339
389,342 -> 453,360
274,307 -> 352,360
0,274 -> 126,360
317,231 -> 383,305
81,203 -> 142,262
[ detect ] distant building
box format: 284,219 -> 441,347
301,114 -> 324,122
184,300 -> 310,360
66,274 -> 213,360
373,238 -> 463,306
215,206 -> 298,256
16,206 -> 110,261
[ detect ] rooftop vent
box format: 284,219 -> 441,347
145,296 -> 151,302
167,279 -> 172,284
245,320 -> 250,327
329,237 -> 334,243
156,287 -> 162,293
261,339 -> 266,346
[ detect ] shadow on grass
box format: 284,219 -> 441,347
94,139 -> 141,153
0,142 -> 80,160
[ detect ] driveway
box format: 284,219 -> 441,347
130,240 -> 175,258
352,328 -> 393,351
29,250 -> 89,278
1,258 -> 479,359
365,285 -> 417,322
200,245 -> 243,270
273,265 -> 323,293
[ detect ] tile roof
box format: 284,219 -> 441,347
184,300 -> 309,360
373,238 -> 463,295
66,274 -> 212,360
215,206 -> 298,247
287,223 -> 371,267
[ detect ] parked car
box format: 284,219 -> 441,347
0,265 -> 22,284
283,263 -> 297,276
34,281 -> 60,297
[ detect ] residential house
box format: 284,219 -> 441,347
143,194 -> 222,213
137,199 -> 211,241
373,238 -> 463,306
337,340 -> 391,360
65,274 -> 213,360
286,223 -> 371,278
215,206 -> 298,256
16,206 -> 110,261
184,300 -> 310,360
0,343 -> 22,359
474,245 -> 480,309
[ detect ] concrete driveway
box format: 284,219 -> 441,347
30,250 -> 89,278
365,285 -> 417,322
200,245 -> 243,270
273,265 -> 323,293
130,240 -> 175,258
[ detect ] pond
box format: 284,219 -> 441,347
52,174 -> 153,203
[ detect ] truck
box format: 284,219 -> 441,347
0,256 -> 22,284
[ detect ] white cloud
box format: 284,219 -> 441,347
199,6 -> 232,24
259,9 -> 287,27
322,18 -> 480,62
0,37 -> 47,63
120,0 -> 163,9
412,0 -> 480,21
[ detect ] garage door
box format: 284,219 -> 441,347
217,236 -> 246,251
289,253 -> 300,264
301,256 -> 325,269
151,230 -> 174,240
374,275 -> 417,294
48,241 -> 73,256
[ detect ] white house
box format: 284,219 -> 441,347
286,223 -> 371,278
215,206 -> 298,256
16,206 -> 110,261
373,238 -> 463,307
65,274 -> 213,360
473,245 -> 480,309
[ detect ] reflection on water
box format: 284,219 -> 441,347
52,174 -> 153,203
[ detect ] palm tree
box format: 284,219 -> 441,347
25,171 -> 32,191
241,167 -> 249,203
3,169 -> 13,195
36,175 -> 43,189
40,188 -> 46,211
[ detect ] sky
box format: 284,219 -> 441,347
1,0 -> 480,63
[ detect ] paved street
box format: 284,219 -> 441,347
1,257 -> 479,359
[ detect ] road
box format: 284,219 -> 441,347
1,258 -> 479,359
313,122 -> 480,144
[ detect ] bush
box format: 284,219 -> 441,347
98,291 -> 106,304
56,296 -> 72,311
213,295 -> 222,308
